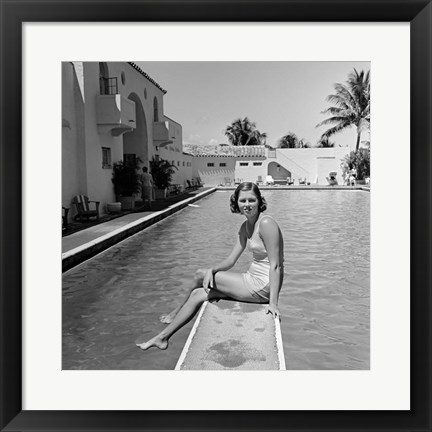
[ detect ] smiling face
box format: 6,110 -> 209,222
237,190 -> 260,218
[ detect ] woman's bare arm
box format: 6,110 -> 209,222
260,216 -> 284,319
203,224 -> 247,289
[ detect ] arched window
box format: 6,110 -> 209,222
99,62 -> 109,95
153,97 -> 159,122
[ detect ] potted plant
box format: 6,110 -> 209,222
149,157 -> 177,199
112,158 -> 141,210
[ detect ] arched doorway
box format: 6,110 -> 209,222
267,161 -> 291,181
123,93 -> 148,168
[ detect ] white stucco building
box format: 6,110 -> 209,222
62,61 -> 355,220
62,61 -> 179,217
191,146 -> 351,187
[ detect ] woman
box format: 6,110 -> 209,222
136,182 -> 284,351
139,166 -> 154,209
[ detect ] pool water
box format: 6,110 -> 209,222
63,189 -> 370,370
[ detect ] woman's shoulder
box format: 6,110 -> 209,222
258,214 -> 280,233
260,214 -> 277,225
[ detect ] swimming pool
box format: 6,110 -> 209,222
63,189 -> 370,370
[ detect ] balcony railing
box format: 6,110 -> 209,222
100,77 -> 118,95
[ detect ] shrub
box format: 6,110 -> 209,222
341,148 -> 370,180
112,159 -> 141,196
149,157 -> 177,189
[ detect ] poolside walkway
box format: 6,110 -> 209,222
62,187 -> 215,271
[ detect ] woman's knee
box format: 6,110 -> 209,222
193,268 -> 206,285
189,287 -> 208,304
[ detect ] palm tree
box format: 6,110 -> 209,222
298,138 -> 311,149
278,132 -> 299,148
317,136 -> 335,148
245,128 -> 267,146
278,132 -> 311,148
316,69 -> 370,152
224,117 -> 267,146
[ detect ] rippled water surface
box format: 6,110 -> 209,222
63,190 -> 370,370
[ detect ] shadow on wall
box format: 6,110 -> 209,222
198,170 -> 235,186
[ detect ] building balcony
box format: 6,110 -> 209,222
96,94 -> 136,136
153,121 -> 173,147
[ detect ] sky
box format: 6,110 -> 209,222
136,61 -> 370,151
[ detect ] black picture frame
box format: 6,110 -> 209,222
1,1 -> 431,431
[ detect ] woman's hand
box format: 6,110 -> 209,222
203,268 -> 214,292
265,304 -> 281,321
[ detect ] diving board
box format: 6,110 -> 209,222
175,300 -> 286,370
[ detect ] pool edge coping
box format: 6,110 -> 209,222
217,185 -> 370,191
62,188 -> 217,272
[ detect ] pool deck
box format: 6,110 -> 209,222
175,300 -> 285,370
62,187 -> 216,271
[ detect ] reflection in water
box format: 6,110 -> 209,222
63,190 -> 369,370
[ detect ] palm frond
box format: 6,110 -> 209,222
320,122 -> 352,138
321,106 -> 351,116
317,68 -> 371,146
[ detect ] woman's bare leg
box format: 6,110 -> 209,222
137,271 -> 266,351
159,269 -> 206,324
137,287 -> 212,350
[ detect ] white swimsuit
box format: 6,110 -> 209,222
242,214 -> 283,301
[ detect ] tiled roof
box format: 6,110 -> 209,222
192,154 -> 265,158
193,154 -> 236,158
128,62 -> 167,94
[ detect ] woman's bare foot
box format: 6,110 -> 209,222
136,336 -> 168,351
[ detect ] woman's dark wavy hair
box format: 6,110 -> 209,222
230,182 -> 267,214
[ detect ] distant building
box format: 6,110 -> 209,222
190,145 -> 351,186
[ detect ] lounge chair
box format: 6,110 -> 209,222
265,175 -> 275,186
72,195 -> 100,222
299,177 -> 310,185
195,177 -> 204,187
326,172 -> 338,186
186,180 -> 197,190
168,184 -> 181,195
256,176 -> 263,185
224,177 -> 232,186
287,177 -> 294,185
62,206 -> 69,230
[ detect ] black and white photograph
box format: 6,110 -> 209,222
62,61 -> 370,370
2,1 -> 431,429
